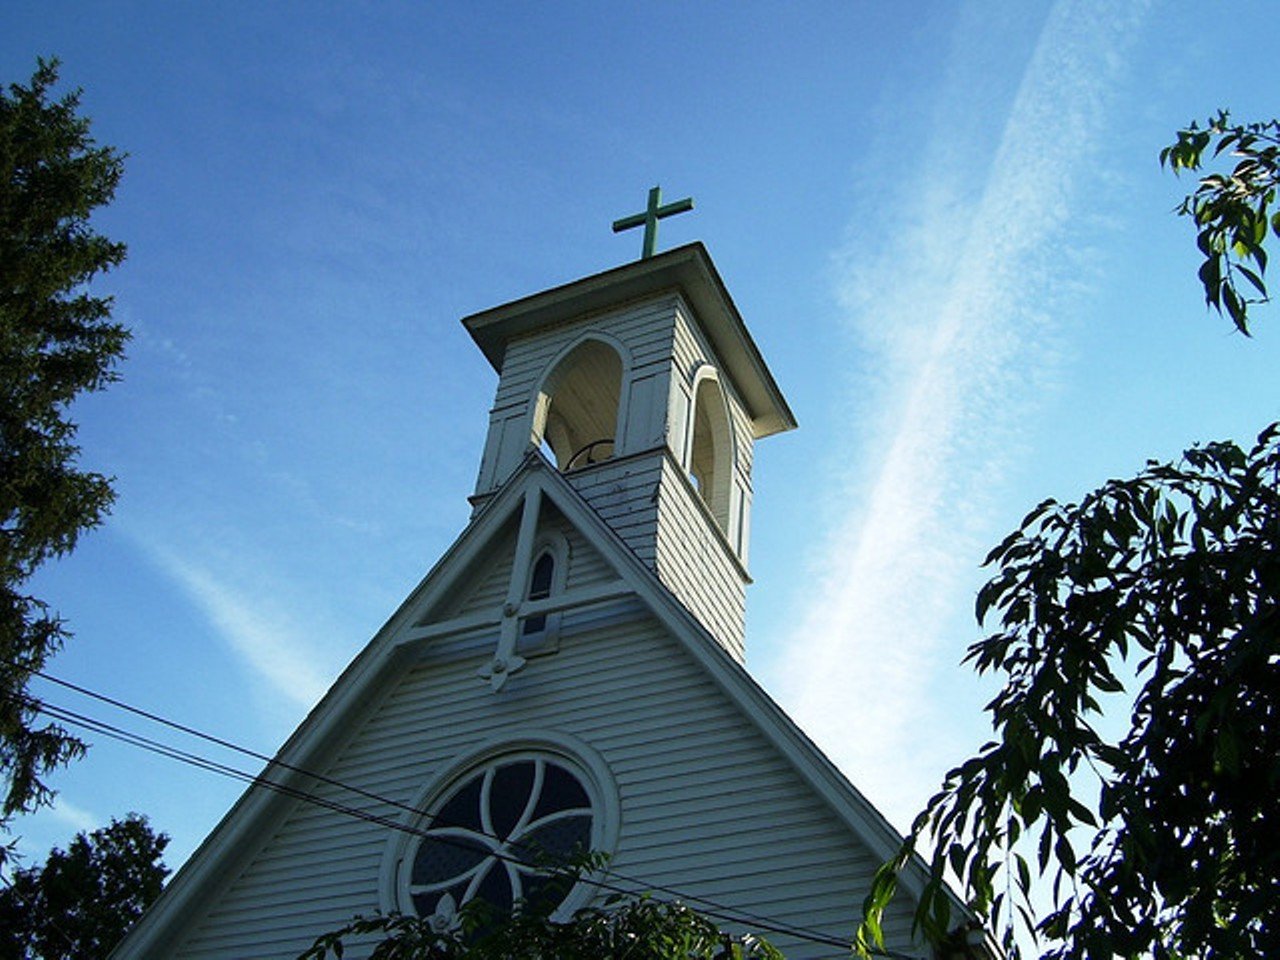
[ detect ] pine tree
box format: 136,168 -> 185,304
0,57 -> 128,850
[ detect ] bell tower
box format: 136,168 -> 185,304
463,242 -> 795,660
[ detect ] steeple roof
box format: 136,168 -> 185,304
462,242 -> 797,439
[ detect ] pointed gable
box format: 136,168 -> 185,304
114,245 -> 961,960
114,458 -> 931,959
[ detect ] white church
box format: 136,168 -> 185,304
114,229 -> 970,958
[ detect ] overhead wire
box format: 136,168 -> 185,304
32,665 -> 860,942
27,691 -> 858,954
11,668 -> 927,959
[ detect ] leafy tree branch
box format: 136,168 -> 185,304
0,813 -> 168,959
860,112 -> 1280,960
300,861 -> 784,960
861,424 -> 1280,960
1161,111 -> 1279,335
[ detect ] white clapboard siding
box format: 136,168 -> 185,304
490,298 -> 677,411
670,298 -> 758,573
653,455 -> 747,658
562,449 -> 748,658
446,523 -> 517,619
479,298 -> 680,488
564,454 -> 663,566
171,605 -> 918,960
440,498 -> 615,626
673,298 -> 755,471
467,288 -> 761,661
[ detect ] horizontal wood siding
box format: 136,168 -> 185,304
654,456 -> 747,658
670,299 -> 760,571
172,612 -> 917,960
673,299 -> 755,476
447,525 -> 517,619
471,292 -> 758,660
542,502 -> 615,593
473,296 -> 681,498
493,298 -> 676,410
564,454 -> 663,569
728,389 -> 756,473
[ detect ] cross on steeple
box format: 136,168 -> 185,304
612,185 -> 694,259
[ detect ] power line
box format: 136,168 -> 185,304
14,670 -> 927,959
14,673 -> 919,956
29,672 -> 759,913
29,692 -> 857,953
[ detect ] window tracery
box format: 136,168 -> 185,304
399,750 -> 609,930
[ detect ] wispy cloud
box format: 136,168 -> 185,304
47,796 -> 100,834
143,544 -> 331,711
779,0 -> 1148,829
6,797 -> 100,869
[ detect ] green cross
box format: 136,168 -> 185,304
612,186 -> 694,259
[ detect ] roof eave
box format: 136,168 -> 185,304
462,243 -> 797,439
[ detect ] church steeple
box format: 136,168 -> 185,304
463,243 -> 794,659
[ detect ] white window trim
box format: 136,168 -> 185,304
378,731 -> 620,923
685,363 -> 736,536
525,331 -> 633,468
519,531 -> 570,655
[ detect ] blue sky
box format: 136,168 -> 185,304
4,0 -> 1278,884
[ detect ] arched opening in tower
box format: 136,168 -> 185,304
534,338 -> 623,471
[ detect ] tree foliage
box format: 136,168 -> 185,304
300,885 -> 784,960
0,813 -> 168,959
0,58 -> 127,842
860,422 -> 1280,959
857,113 -> 1280,960
1161,112 -> 1279,335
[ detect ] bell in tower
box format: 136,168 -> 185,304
112,195 -> 964,960
464,240 -> 794,660
533,336 -> 622,471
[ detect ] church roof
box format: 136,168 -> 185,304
112,452 -> 936,958
462,243 -> 797,439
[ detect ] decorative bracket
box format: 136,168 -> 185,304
478,487 -> 542,692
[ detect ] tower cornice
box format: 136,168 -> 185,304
462,243 -> 796,439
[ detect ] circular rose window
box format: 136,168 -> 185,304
405,753 -> 601,927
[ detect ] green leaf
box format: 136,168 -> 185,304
1223,283 -> 1248,333
1238,262 -> 1268,296
947,841 -> 967,881
858,116 -> 1280,960
1199,254 -> 1222,307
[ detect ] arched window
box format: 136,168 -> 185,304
531,338 -> 624,472
399,750 -> 608,930
519,534 -> 568,654
688,372 -> 733,533
521,551 -> 555,637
